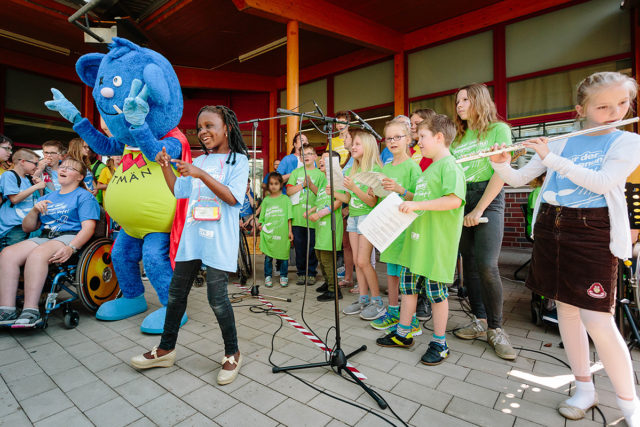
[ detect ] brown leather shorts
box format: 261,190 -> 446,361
526,204 -> 618,313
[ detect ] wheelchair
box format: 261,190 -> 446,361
9,210 -> 120,330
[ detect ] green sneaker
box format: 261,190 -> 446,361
370,311 -> 399,330
386,318 -> 422,336
376,331 -> 414,348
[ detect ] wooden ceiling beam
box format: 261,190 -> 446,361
276,48 -> 389,88
175,66 -> 277,92
7,0 -> 75,20
232,0 -> 402,52
403,0 -> 575,51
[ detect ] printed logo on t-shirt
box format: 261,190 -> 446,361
199,228 -> 214,239
41,202 -> 72,231
411,232 -> 420,240
587,282 -> 607,299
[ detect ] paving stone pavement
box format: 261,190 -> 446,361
1,248 -> 639,426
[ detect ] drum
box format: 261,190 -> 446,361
76,238 -> 120,312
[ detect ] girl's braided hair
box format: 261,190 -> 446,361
196,105 -> 248,165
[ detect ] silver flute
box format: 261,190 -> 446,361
455,116 -> 639,164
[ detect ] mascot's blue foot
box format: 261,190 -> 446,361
96,295 -> 148,321
140,306 -> 188,334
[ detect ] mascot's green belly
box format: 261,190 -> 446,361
104,148 -> 177,239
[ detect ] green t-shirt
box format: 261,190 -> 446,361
400,155 -> 466,283
287,167 -> 325,227
259,194 -> 293,260
379,159 -> 422,265
91,161 -> 106,204
526,186 -> 541,237
450,122 -> 512,183
313,187 -> 344,251
346,164 -> 382,217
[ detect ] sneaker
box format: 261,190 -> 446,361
453,315 -> 488,340
296,275 -> 306,285
0,309 -> 18,326
416,294 -> 432,321
386,318 -> 422,336
280,277 -> 289,287
487,328 -> 517,360
360,302 -> 385,320
306,276 -> 316,286
316,283 -> 328,293
265,276 -> 273,288
421,341 -> 449,365
376,331 -> 414,348
343,300 -> 365,315
11,308 -> 43,328
370,311 -> 399,330
317,290 -> 342,301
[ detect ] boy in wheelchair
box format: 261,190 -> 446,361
0,158 -> 100,327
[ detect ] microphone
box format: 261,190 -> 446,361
350,110 -> 381,141
312,100 -> 325,118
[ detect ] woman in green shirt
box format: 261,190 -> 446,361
449,83 -> 516,361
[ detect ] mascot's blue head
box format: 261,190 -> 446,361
75,37 -> 182,146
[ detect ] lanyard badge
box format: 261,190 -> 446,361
193,204 -> 221,221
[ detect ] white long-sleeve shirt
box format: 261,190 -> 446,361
491,131 -> 640,259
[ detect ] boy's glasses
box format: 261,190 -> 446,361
43,151 -> 60,156
0,145 -> 11,152
59,165 -> 80,173
22,159 -> 38,166
385,135 -> 406,143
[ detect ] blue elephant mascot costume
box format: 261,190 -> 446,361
46,38 -> 191,333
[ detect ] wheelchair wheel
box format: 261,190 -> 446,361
76,238 -> 120,312
237,232 -> 252,285
64,310 -> 80,329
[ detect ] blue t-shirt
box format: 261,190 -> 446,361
0,172 -> 38,237
542,131 -> 619,208
240,188 -> 254,218
380,147 -> 393,165
38,187 -> 100,233
174,153 -> 249,272
276,154 -> 302,194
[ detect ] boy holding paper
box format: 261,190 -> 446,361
287,145 -> 325,285
377,114 -> 466,366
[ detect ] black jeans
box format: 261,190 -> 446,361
459,181 -> 505,329
159,260 -> 238,355
292,225 -> 317,277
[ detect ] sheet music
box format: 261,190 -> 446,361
359,193 -> 417,252
350,171 -> 391,198
290,177 -> 304,205
326,157 -> 344,191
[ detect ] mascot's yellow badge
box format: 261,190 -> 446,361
105,146 -> 178,239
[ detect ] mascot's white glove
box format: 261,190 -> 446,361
123,79 -> 150,127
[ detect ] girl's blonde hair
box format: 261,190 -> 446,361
453,83 -> 503,146
68,138 -> 91,169
351,130 -> 382,173
576,71 -> 638,117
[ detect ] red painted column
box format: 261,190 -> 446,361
394,52 -> 406,117
493,25 -> 507,120
286,20 -> 299,154
269,89 -> 278,171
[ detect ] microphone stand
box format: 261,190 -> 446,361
271,107 -> 388,409
236,114 -> 292,303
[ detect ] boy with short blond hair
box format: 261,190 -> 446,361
376,114 -> 466,366
0,149 -> 45,249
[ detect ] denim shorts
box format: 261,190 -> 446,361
346,214 -> 368,234
28,234 -> 75,246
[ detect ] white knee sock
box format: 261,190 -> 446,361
565,380 -> 596,409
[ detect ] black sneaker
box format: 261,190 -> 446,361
317,290 -> 342,301
416,294 -> 432,321
376,331 -> 414,348
421,341 -> 449,365
316,283 -> 328,293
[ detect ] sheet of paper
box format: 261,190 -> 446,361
350,171 -> 390,198
290,177 -> 304,205
325,156 -> 344,191
359,193 -> 417,252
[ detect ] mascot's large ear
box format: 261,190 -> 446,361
143,63 -> 170,106
76,53 -> 105,87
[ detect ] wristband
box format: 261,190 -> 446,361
402,189 -> 408,198
68,244 -> 78,254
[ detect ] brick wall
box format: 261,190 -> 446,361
503,189 -> 533,248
